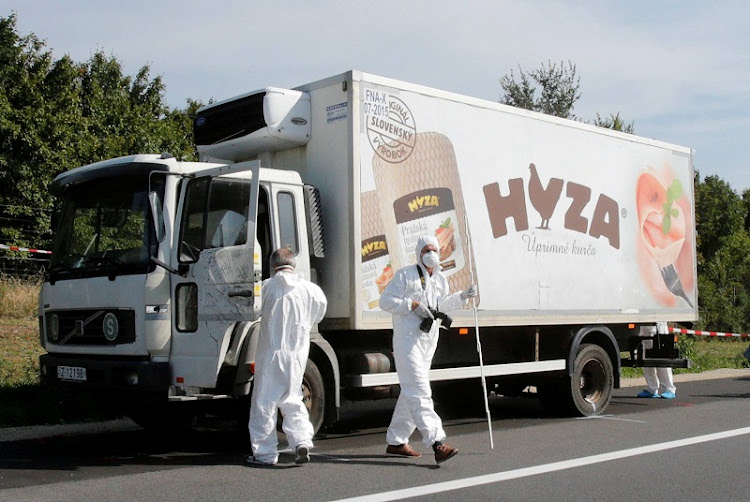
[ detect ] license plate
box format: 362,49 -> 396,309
57,365 -> 87,382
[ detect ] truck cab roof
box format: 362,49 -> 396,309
51,154 -> 302,195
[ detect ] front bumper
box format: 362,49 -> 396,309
40,353 -> 170,392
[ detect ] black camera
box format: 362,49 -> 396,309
419,309 -> 453,332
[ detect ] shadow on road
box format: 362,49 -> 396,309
0,391 -> 554,477
7,376 -> 742,489
0,426 -> 245,472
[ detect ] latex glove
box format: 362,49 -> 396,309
413,301 -> 434,319
461,285 -> 478,300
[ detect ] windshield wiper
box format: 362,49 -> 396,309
48,262 -> 80,284
73,252 -> 125,280
91,253 -> 125,280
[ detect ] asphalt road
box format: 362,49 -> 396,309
1,370 -> 750,502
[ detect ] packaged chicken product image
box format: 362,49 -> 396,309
360,190 -> 393,311
372,131 -> 476,298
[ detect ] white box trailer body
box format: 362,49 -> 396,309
39,70 -> 696,430
215,71 -> 695,329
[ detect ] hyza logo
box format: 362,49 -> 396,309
407,194 -> 439,212
364,89 -> 416,163
483,163 -> 621,249
361,237 -> 388,258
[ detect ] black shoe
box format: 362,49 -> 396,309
295,445 -> 311,464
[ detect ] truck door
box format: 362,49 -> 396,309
169,161 -> 262,389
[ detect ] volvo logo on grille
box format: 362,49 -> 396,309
75,320 -> 84,336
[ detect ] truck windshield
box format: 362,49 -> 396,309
49,175 -> 159,280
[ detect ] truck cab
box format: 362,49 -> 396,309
38,151 -> 331,427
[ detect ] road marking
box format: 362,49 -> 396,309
278,447 -> 351,462
575,414 -> 646,424
332,426 -> 750,502
311,453 -> 352,462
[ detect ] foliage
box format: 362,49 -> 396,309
0,14 -> 200,251
696,231 -> 750,332
500,60 -> 581,119
594,112 -> 635,134
694,175 -> 745,264
500,60 -> 635,134
742,188 -> 750,233
691,172 -> 750,333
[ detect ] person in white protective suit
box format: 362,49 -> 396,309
637,321 -> 677,399
379,235 -> 477,464
247,248 -> 327,466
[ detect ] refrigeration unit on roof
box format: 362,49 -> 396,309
194,87 -> 311,162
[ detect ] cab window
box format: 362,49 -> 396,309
277,191 -> 298,254
179,177 -> 251,262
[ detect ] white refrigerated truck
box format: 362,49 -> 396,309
39,70 -> 696,430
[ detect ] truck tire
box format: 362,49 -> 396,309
303,358 -> 325,435
563,343 -> 614,416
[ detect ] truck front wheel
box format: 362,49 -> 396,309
564,343 -> 613,416
302,358 -> 325,435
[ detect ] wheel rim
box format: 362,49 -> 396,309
578,358 -> 605,404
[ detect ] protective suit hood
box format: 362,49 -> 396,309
415,235 -> 440,266
273,268 -> 300,288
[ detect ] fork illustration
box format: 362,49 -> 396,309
660,263 -> 694,308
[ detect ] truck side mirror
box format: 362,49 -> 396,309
148,191 -> 165,242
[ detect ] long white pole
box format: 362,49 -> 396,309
464,213 -> 494,449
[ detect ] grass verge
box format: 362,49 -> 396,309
0,318 -> 120,427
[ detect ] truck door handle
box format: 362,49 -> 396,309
228,289 -> 254,298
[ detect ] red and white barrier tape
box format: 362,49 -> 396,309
669,326 -> 749,339
0,243 -> 52,255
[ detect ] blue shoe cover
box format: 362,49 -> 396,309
637,390 -> 659,398
660,392 -> 676,399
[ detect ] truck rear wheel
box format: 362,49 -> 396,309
303,359 -> 325,435
564,343 -> 613,416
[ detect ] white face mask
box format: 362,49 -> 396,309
422,251 -> 440,268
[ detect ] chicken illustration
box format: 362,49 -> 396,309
528,163 -> 564,230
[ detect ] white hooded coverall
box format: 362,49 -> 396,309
379,235 -> 468,448
249,270 -> 327,464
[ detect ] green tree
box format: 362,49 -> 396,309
742,188 -> 750,233
692,174 -> 750,332
594,112 -> 635,134
697,231 -> 750,332
500,60 -> 581,119
694,175 -> 745,266
0,14 -> 198,251
0,14 -> 72,249
499,60 -> 634,133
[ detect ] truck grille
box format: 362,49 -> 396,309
45,309 -> 136,345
